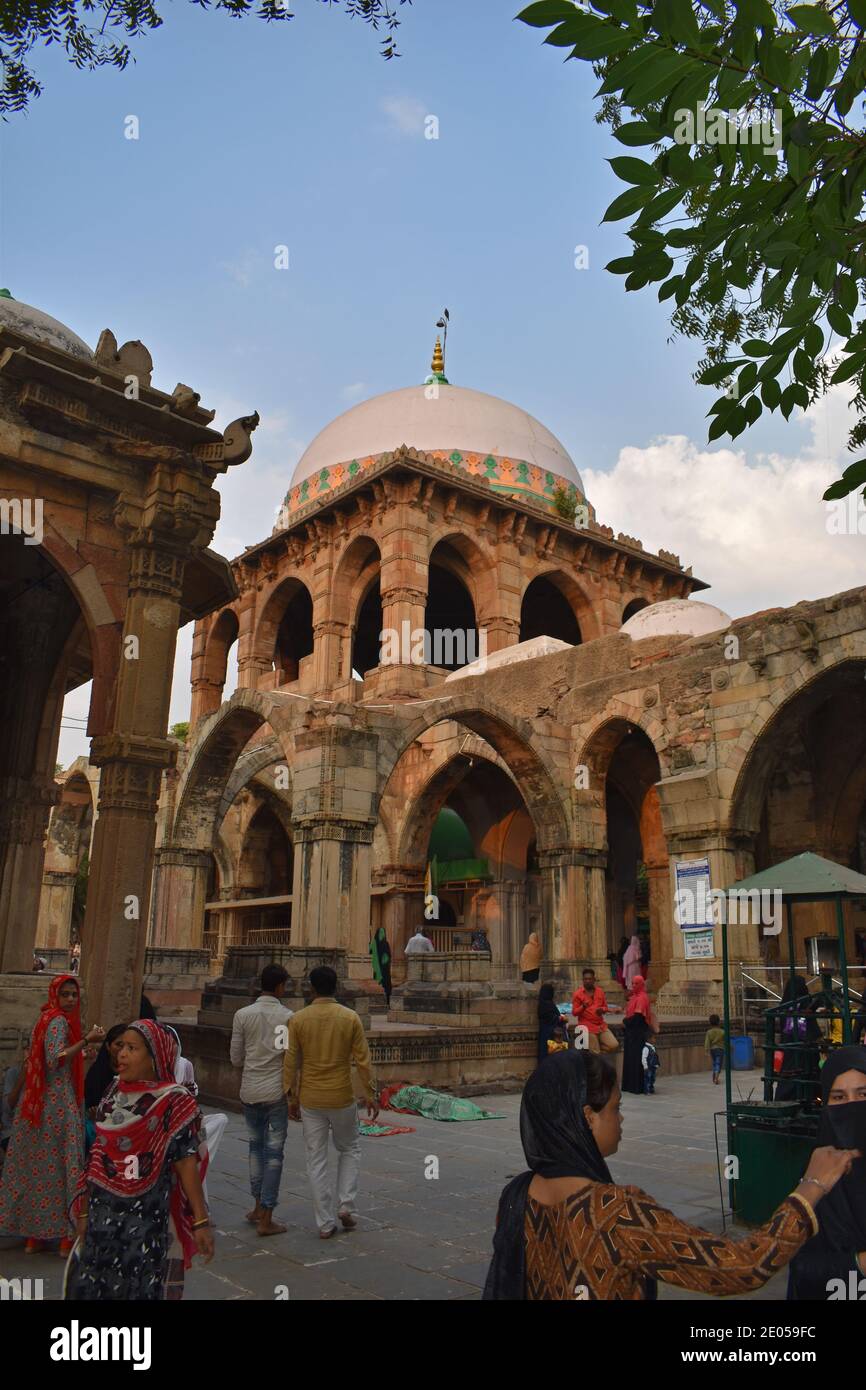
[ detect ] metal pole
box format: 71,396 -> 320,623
836,894 -> 852,1043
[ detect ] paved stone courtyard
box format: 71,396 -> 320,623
0,1067 -> 789,1301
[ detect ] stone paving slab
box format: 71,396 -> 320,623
0,1068 -> 793,1301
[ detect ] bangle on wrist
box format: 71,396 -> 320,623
191,1216 -> 210,1229
798,1176 -> 828,1193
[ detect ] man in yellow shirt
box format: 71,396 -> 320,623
283,965 -> 378,1239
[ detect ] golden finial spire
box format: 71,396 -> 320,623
431,335 -> 445,377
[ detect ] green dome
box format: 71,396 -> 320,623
429,807 -> 474,862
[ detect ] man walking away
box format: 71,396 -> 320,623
284,966 -> 378,1240
230,963 -> 292,1237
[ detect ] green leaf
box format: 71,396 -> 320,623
658,275 -> 683,301
744,395 -> 763,425
837,273 -> 858,315
794,347 -> 814,381
623,50 -> 693,105
761,378 -> 782,408
699,360 -> 747,385
568,25 -> 636,58
847,0 -> 866,23
517,1 -> 583,27
742,339 -> 775,356
805,45 -> 831,101
599,44 -> 661,96
803,323 -> 824,356
823,456 -> 866,500
636,185 -> 685,223
786,5 -> 837,37
614,121 -> 661,146
827,303 -> 852,338
652,0 -> 701,45
602,185 -> 656,221
609,155 -> 661,185
831,350 -> 866,385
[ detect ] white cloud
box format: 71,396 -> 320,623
381,95 -> 427,136
218,250 -> 259,289
583,384 -> 864,620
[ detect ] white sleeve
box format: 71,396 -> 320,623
230,1011 -> 245,1068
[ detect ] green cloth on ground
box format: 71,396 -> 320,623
388,1085 -> 505,1121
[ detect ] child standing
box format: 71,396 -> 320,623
705,1014 -> 725,1084
641,1035 -> 659,1094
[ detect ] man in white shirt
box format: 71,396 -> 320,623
404,928 -> 435,956
230,964 -> 293,1236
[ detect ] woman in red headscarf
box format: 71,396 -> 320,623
65,1019 -> 214,1301
0,974 -> 104,1253
621,975 -> 658,1096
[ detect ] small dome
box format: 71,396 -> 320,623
292,384 -> 584,493
621,599 -> 731,641
0,292 -> 93,362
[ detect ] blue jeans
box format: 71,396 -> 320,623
243,1099 -> 288,1211
711,1047 -> 723,1078
643,1060 -> 658,1094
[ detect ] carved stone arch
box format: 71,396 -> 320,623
251,576 -> 314,675
727,654 -> 866,838
204,607 -> 240,686
217,736 -> 290,829
426,527 -> 498,626
522,567 -> 601,644
171,689 -> 295,850
379,693 -> 571,853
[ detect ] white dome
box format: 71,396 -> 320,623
0,294 -> 93,362
622,599 -> 731,640
292,384 -> 584,494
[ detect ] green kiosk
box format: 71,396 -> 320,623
722,852 -> 866,1223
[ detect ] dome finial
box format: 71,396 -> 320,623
426,308 -> 450,385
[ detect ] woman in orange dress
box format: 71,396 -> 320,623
483,1050 -> 859,1300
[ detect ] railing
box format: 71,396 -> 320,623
736,963 -> 864,1033
244,926 -> 292,947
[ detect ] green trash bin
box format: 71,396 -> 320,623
728,1104 -> 816,1225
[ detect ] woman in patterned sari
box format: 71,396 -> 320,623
0,973 -> 103,1254
66,1018 -> 214,1301
483,1049 -> 859,1300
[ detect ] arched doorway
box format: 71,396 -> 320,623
425,540 -> 480,671
520,574 -> 583,645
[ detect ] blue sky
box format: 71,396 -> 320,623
3,0 -> 858,763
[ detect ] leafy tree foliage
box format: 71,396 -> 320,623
519,0 -> 866,501
2,0 -> 411,117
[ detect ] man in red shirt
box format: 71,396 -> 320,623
571,968 -> 620,1054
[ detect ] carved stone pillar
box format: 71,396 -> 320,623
292,819 -> 375,968
539,846 -> 608,967
481,614 -> 521,656
0,776 -> 59,971
81,539 -> 186,1025
313,618 -> 350,692
190,677 -> 224,727
376,583 -> 429,696
150,846 -> 213,948
37,869 -> 78,951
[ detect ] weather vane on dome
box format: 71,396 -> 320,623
427,308 -> 450,386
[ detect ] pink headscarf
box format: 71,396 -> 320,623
625,975 -> 654,1026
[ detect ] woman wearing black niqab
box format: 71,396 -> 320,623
787,1045 -> 866,1300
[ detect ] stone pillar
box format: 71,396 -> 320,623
190,677 -> 223,727
646,860 -> 673,991
37,869 -> 78,950
292,820 -> 374,970
313,618 -> 350,692
0,777 -> 59,972
81,541 -> 186,1026
150,847 -> 213,948
540,847 -> 607,966
377,584 -> 429,696
481,614 -> 520,656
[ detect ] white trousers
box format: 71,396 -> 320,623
300,1103 -> 361,1233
